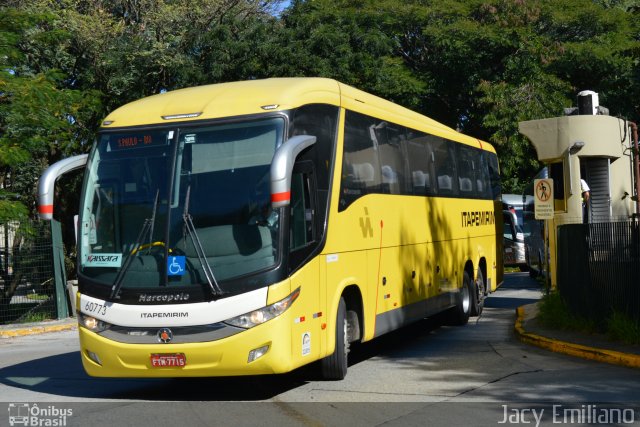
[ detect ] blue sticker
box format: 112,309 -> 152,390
167,256 -> 186,276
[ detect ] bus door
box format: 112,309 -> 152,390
288,161 -> 324,360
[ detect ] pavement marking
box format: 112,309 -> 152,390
6,377 -> 49,386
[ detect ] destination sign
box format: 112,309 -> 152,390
108,131 -> 168,151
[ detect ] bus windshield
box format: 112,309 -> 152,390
78,118 -> 284,297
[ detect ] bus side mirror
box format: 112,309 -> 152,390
38,154 -> 88,220
270,135 -> 317,208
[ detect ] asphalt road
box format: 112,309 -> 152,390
2,273 -> 640,426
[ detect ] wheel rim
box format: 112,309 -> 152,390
342,317 -> 349,359
461,282 -> 471,313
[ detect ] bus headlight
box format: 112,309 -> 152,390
78,312 -> 111,333
225,288 -> 300,329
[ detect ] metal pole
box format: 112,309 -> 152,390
544,219 -> 550,294
629,122 -> 640,218
51,219 -> 69,319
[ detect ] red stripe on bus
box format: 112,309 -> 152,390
271,191 -> 291,203
39,205 -> 54,214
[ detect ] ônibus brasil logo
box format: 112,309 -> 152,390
7,403 -> 73,426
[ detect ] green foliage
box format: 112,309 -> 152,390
0,6 -> 102,220
278,0 -> 639,193
1,0 -> 640,212
607,311 -> 640,345
276,0 -> 426,106
19,311 -> 50,323
539,291 -> 640,345
537,291 -> 599,333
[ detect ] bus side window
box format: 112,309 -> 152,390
457,145 -> 477,195
476,152 -> 492,199
376,123 -> 405,195
432,138 -> 458,196
290,170 -> 316,251
404,132 -> 435,196
340,111 -> 382,210
487,153 -> 501,200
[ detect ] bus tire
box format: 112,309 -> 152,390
320,297 -> 349,380
471,269 -> 484,317
447,271 -> 472,326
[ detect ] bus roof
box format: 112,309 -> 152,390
102,77 -> 495,153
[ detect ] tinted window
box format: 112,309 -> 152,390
404,132 -> 434,196
487,153 -> 501,200
339,110 -> 498,210
289,104 -> 339,236
457,145 -> 478,196
376,123 -> 406,195
341,111 -> 382,209
432,137 -> 458,196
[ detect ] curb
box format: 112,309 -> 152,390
0,321 -> 77,339
514,306 -> 640,369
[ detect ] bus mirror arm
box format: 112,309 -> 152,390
38,154 -> 89,220
270,135 -> 317,208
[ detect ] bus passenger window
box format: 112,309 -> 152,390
412,170 -> 430,192
403,133 -> 434,196
457,145 -> 477,194
376,123 -> 405,194
432,138 -> 457,195
488,154 -> 501,200
340,111 -> 382,209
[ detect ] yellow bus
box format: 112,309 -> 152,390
39,78 -> 502,379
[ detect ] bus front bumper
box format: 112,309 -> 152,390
78,318 -> 295,378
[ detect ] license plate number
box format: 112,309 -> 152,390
150,353 -> 186,368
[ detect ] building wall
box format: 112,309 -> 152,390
519,114 -> 637,288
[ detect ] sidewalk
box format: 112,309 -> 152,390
515,302 -> 640,369
0,317 -> 77,338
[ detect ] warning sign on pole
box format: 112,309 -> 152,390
534,178 -> 554,220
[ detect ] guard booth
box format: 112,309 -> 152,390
518,91 -> 639,288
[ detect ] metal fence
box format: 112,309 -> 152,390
0,220 -> 58,324
557,219 -> 640,325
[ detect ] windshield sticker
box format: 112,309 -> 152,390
85,253 -> 123,268
167,256 -> 186,276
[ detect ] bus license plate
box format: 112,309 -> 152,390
150,353 -> 186,368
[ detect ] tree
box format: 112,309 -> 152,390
278,0 -> 640,192
473,0 -> 639,191
274,0 -> 425,107
0,7 -> 102,316
2,0 -> 640,211
49,0 -> 285,109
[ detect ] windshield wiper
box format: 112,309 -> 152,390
182,185 -> 224,298
110,190 -> 160,299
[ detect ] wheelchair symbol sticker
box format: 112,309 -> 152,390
167,256 -> 185,276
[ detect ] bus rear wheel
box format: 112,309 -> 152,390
446,271 -> 472,326
471,269 -> 485,317
320,297 -> 349,380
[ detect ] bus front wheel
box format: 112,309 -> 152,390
320,297 -> 349,380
